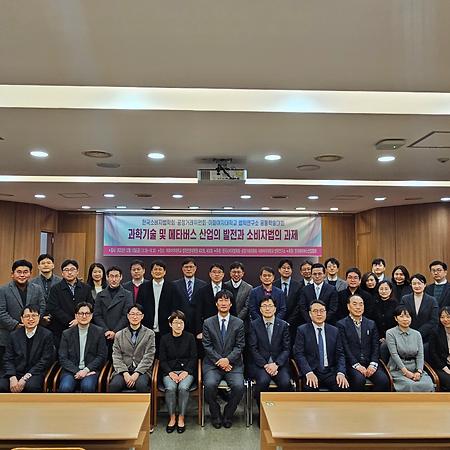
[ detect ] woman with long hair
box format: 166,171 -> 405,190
86,262 -> 107,300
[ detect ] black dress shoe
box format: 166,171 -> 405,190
222,418 -> 232,428
177,425 -> 186,433
166,423 -> 176,433
211,417 -> 222,429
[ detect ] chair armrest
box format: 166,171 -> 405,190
52,365 -> 63,392
43,361 -> 59,393
378,358 -> 394,391
424,362 -> 440,391
97,361 -> 111,392
289,359 -> 301,391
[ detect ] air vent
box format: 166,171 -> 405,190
135,193 -> 153,198
97,162 -> 121,168
331,194 -> 364,200
314,154 -> 343,162
58,193 -> 90,199
0,193 -> 13,197
296,164 -> 320,171
404,197 -> 423,201
82,150 -> 113,158
271,195 -> 288,199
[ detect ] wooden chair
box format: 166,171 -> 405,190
151,358 -> 203,427
51,361 -> 111,392
42,361 -> 59,392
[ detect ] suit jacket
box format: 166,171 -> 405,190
30,274 -> 62,302
202,315 -> 245,373
173,277 -> 207,333
112,325 -> 155,377
58,323 -> 107,374
123,279 -> 150,302
325,277 -> 348,292
336,287 -> 374,322
47,279 -> 94,338
429,325 -> 450,369
336,316 -> 380,368
400,293 -> 439,342
0,281 -> 46,346
193,284 -> 237,335
294,322 -> 346,376
93,286 -> 133,333
1,326 -> 55,377
136,280 -> 178,335
223,279 -> 253,321
425,282 -> 450,308
274,278 -> 302,320
248,285 -> 287,321
294,283 -> 338,325
248,317 -> 290,370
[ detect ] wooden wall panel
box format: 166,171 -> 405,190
0,202 -> 16,284
54,232 -> 87,281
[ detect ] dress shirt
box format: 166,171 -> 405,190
153,279 -> 164,332
314,282 -> 324,299
212,283 -> 222,295
312,322 -> 328,367
231,280 -> 242,289
217,313 -> 230,331
25,326 -> 38,339
281,277 -> 291,295
413,294 -> 423,315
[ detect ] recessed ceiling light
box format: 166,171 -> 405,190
34,194 -> 46,199
82,150 -> 112,158
30,150 -> 48,158
296,164 -> 320,171
172,194 -> 183,199
330,207 -> 339,211
152,205 -> 161,209
189,205 -> 200,209
148,152 -> 165,160
116,205 -> 127,209
103,193 -> 115,198
264,154 -> 281,161
378,155 -> 396,162
223,206 -> 234,210
296,207 -> 306,210
374,197 -> 387,201
240,195 -> 252,199
81,205 -> 91,210
314,154 -> 343,162
261,207 -> 270,210
441,197 -> 450,202
308,195 -> 319,200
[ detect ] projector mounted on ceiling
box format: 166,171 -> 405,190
197,159 -> 247,184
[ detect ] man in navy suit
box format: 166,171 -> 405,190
274,259 -> 301,321
248,267 -> 287,321
294,300 -> 349,391
248,297 -> 292,406
292,263 -> 338,326
173,258 -> 207,334
426,260 -> 450,307
337,295 -> 390,391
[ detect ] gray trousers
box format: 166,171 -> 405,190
163,373 -> 194,416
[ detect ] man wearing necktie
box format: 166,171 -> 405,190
294,300 -> 349,391
202,291 -> 245,429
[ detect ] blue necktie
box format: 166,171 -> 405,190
220,318 -> 226,342
266,322 -> 273,343
318,328 -> 325,369
282,282 -> 288,296
187,280 -> 193,302
131,330 -> 138,346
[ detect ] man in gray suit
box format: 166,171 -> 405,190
324,257 -> 347,292
223,261 -> 252,322
202,290 -> 245,429
0,259 -> 46,362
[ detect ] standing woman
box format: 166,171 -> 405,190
429,306 -> 450,391
86,263 -> 107,300
159,310 -> 197,434
373,280 -> 398,341
360,272 -> 379,298
391,265 -> 412,302
386,306 -> 434,391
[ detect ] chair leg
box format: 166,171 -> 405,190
201,384 -> 205,427
244,380 -> 249,427
249,380 -> 254,426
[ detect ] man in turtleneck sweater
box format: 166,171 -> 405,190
93,266 -> 133,355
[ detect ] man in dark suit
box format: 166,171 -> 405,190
274,259 -> 301,322
324,257 -> 347,292
337,295 -> 389,391
294,300 -> 349,391
299,260 -> 314,287
122,259 -> 149,302
426,260 -> 450,307
58,301 -> 108,392
202,290 -> 245,428
372,257 -> 390,282
293,263 -> 338,325
0,259 -> 46,362
248,297 -> 291,406
0,304 -> 54,392
173,257 -> 207,334
248,266 -> 287,321
223,261 -> 252,323
30,253 -> 62,301
93,266 -> 133,352
47,259 -> 94,346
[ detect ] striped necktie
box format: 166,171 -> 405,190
187,279 -> 193,302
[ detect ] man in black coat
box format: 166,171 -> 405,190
426,260 -> 450,307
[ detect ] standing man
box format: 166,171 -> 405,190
47,259 -> 93,346
58,302 -> 107,392
202,290 -> 245,428
299,261 -> 314,287
0,304 -> 54,393
324,257 -> 347,292
223,261 -> 253,323
372,258 -> 389,282
294,300 -> 349,391
248,267 -> 287,321
123,259 -> 149,303
30,254 -> 62,301
337,295 -> 389,391
0,260 -> 46,362
274,259 -> 301,322
173,258 -> 207,334
426,260 -> 450,307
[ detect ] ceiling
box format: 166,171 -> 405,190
1,0 -> 450,213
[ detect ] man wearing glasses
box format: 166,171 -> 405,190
0,304 -> 54,392
58,302 -> 107,392
109,304 -> 155,392
294,300 -> 349,391
47,259 -> 93,346
426,260 -> 450,308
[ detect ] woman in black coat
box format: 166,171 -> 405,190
391,265 -> 412,302
429,306 -> 450,391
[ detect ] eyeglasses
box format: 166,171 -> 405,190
311,309 -> 326,314
62,267 -> 77,273
431,268 -> 444,273
76,312 -> 92,317
22,314 -> 39,319
14,270 -> 31,275
260,304 -> 275,309
128,312 -> 143,317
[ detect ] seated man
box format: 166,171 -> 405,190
58,302 -> 108,392
294,300 -> 349,391
337,295 -> 390,391
109,304 -> 155,392
0,304 -> 54,392
248,298 -> 292,406
203,290 -> 245,429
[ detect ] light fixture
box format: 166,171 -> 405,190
314,154 -> 343,162
34,194 -> 46,199
330,207 -> 339,211
308,195 -> 319,200
441,197 -> 450,202
148,152 -> 165,160
189,205 -> 200,209
81,205 -> 91,209
172,194 -> 183,199
264,154 -> 281,161
103,193 -> 115,198
240,195 -> 252,199
374,197 -> 387,201
295,207 -> 306,210
151,205 -> 161,209
377,155 -> 396,162
30,150 -> 48,158
296,164 -> 320,171
116,205 -> 127,209
82,150 -> 112,158
223,206 -> 234,210
261,207 -> 270,210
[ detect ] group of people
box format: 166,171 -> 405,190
0,254 -> 449,431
